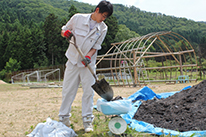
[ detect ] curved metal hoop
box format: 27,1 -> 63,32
96,31 -> 198,87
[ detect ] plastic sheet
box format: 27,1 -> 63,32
127,86 -> 161,101
121,86 -> 206,137
27,117 -> 77,137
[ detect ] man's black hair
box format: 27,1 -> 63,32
95,0 -> 113,17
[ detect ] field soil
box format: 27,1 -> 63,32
0,80 -> 197,136
133,80 -> 206,132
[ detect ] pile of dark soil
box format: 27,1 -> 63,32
133,80 -> 206,132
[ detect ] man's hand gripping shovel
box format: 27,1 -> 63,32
64,30 -> 113,101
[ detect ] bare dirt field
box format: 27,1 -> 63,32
0,80 -> 197,137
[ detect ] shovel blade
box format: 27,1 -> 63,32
92,78 -> 113,101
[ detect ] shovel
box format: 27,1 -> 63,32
67,37 -> 114,101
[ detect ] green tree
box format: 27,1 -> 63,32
4,58 -> 21,72
2,19 -> 48,69
199,37 -> 206,59
50,4 -> 80,65
99,15 -> 119,55
29,25 -> 48,68
0,58 -> 21,80
0,31 -> 9,70
43,13 -> 61,66
198,36 -> 206,79
3,19 -> 23,68
56,17 -> 71,64
114,24 -> 140,42
68,4 -> 79,19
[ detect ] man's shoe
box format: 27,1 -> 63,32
59,117 -> 71,127
83,116 -> 94,133
83,121 -> 93,132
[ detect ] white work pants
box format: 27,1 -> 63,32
59,61 -> 95,118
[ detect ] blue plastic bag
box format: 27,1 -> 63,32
97,98 -> 132,115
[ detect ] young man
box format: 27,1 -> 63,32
59,1 -> 113,133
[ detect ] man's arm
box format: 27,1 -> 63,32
81,48 -> 97,67
86,48 -> 97,58
61,30 -> 66,37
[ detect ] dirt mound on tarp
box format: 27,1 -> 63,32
133,80 -> 206,132
0,80 -> 7,84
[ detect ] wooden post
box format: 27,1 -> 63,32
179,53 -> 183,75
133,50 -> 138,86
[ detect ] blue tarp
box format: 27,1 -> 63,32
120,86 -> 206,137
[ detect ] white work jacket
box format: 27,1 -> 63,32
62,13 -> 108,67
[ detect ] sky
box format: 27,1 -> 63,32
76,0 -> 206,22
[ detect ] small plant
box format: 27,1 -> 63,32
30,125 -> 34,130
124,126 -> 138,136
25,131 -> 29,135
70,123 -> 74,129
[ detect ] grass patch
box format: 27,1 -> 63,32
0,83 -> 29,92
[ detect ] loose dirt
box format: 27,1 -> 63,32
0,80 -> 7,84
133,80 -> 206,132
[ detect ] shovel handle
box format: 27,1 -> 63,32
68,39 -> 98,81
87,63 -> 98,81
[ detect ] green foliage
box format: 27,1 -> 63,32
99,15 -> 119,55
0,0 -> 206,73
4,58 -> 21,72
1,19 -> 48,70
114,24 -> 140,42
199,36 -> 206,58
68,4 -> 79,19
43,13 -> 61,66
0,69 -> 7,80
202,59 -> 206,67
0,31 -> 9,69
0,58 -> 21,80
146,59 -> 162,67
112,4 -> 206,46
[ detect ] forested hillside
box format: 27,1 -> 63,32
0,0 -> 206,81
113,5 -> 206,44
1,0 -> 206,43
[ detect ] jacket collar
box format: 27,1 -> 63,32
84,14 -> 100,31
